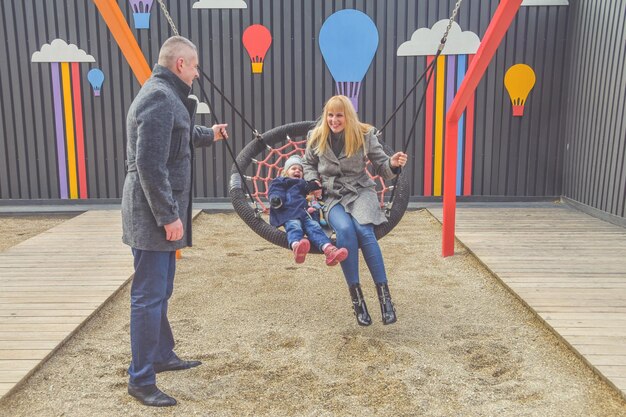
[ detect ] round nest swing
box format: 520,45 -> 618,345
229,121 -> 411,253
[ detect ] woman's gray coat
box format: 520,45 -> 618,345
302,128 -> 397,226
121,65 -> 214,251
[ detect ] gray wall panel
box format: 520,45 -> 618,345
563,0 -> 626,219
0,0 -> 578,206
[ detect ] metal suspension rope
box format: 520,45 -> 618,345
385,59 -> 438,214
155,0 -> 260,211
156,0 -> 179,35
377,0 -> 464,136
156,0 -> 261,139
384,0 -> 464,212
195,73 -> 260,211
198,70 -> 262,139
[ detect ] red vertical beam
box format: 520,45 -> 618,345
442,0 -> 523,257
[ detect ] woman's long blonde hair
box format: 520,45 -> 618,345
308,95 -> 373,157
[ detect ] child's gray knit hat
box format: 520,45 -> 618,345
283,154 -> 303,172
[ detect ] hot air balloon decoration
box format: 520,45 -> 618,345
242,25 -> 272,74
504,64 -> 536,117
129,0 -> 154,29
87,68 -> 105,97
319,10 -> 379,112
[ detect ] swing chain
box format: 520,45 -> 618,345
439,0 -> 464,52
156,0 -> 179,36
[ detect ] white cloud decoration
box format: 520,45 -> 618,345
190,95 -> 211,114
397,20 -> 480,56
521,0 -> 569,6
31,39 -> 95,63
192,0 -> 247,9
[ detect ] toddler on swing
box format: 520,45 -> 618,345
269,155 -> 348,265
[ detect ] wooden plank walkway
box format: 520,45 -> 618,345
430,205 -> 626,399
0,211 -> 134,399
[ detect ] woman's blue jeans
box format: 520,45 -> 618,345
128,249 -> 176,386
327,204 -> 388,286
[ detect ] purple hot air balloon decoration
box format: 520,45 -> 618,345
129,0 -> 154,29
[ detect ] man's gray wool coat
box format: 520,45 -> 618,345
302,128 -> 397,226
121,64 -> 215,251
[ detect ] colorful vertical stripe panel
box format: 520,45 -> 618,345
49,62 -> 89,199
50,63 -> 68,199
423,54 -> 476,197
71,62 -> 88,199
456,55 -> 466,196
423,56 -> 434,197
433,55 -> 445,196
464,55 -> 475,196
61,63 -> 78,199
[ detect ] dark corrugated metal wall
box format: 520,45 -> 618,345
562,0 -> 626,218
0,0 -> 569,201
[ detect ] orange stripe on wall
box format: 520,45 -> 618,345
61,63 -> 78,199
92,0 -> 151,86
71,63 -> 88,199
433,55 -> 445,196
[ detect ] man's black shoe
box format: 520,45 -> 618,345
153,355 -> 202,373
128,383 -> 176,407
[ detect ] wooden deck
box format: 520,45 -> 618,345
0,211 -> 134,398
430,205 -> 626,399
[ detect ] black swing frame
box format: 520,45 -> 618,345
229,121 -> 411,253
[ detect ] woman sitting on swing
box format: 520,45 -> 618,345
302,95 -> 408,326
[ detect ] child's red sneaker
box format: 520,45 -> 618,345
292,238 -> 310,264
324,245 -> 348,266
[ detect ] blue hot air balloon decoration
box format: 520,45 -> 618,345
319,9 -> 379,112
87,68 -> 105,97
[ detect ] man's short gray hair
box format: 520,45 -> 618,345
158,36 -> 198,68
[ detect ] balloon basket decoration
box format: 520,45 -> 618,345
335,81 -> 361,112
132,12 -> 150,29
251,62 -> 263,73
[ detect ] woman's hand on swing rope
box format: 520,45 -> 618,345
390,152 -> 408,168
212,124 -> 229,141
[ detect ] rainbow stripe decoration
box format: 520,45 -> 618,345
425,53 -> 476,196
398,20 -> 480,196
32,39 -> 95,199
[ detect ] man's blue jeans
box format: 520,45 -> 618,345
327,204 -> 388,286
284,217 -> 331,251
128,248 -> 176,386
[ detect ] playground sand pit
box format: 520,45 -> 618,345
1,210 -> 625,416
0,214 -> 73,251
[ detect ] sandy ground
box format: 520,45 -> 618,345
0,215 -> 73,251
0,210 -> 625,417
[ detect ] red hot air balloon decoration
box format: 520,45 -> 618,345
242,24 -> 272,74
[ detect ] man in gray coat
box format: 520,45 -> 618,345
121,36 -> 228,407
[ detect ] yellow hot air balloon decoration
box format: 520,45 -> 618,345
504,64 -> 536,117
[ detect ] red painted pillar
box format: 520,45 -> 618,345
442,0 -> 523,257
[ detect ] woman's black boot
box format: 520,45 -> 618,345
376,282 -> 397,325
348,284 -> 372,326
